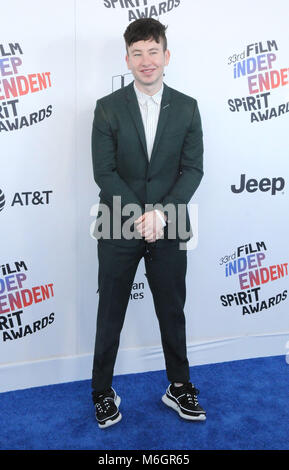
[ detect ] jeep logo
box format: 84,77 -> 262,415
231,174 -> 285,195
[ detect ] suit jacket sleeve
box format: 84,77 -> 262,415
91,100 -> 144,213
160,100 -> 204,211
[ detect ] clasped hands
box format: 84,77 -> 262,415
134,210 -> 167,243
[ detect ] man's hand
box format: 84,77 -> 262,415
134,210 -> 166,243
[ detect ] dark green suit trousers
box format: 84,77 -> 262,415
92,238 -> 189,392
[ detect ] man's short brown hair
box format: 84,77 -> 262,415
124,18 -> 168,52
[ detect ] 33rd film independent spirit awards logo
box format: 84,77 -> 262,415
220,242 -> 288,316
103,0 -> 181,20
0,43 -> 52,132
227,40 -> 289,123
0,261 -> 55,342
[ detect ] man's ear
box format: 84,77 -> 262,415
125,54 -> 130,69
165,49 -> 171,66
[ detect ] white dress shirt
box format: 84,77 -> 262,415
134,81 -> 166,228
133,81 -> 163,161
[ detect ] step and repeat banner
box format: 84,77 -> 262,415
1,0 -> 288,392
0,1 -> 77,391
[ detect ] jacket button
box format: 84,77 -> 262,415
147,178 -> 151,182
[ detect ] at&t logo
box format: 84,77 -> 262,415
0,189 -> 5,211
0,189 -> 53,213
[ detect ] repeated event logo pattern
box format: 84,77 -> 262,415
0,43 -> 52,132
0,261 -> 55,342
103,0 -> 181,21
220,242 -> 288,315
228,40 -> 289,122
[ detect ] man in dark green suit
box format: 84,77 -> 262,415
91,18 -> 206,429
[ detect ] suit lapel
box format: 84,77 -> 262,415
125,82 -> 148,161
125,81 -> 172,167
149,83 -> 171,170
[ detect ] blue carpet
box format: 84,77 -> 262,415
0,355 -> 288,450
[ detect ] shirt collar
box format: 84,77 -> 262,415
134,81 -> 163,105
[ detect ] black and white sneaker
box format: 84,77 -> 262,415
92,387 -> 122,429
162,382 -> 206,421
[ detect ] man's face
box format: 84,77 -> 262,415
125,38 -> 170,90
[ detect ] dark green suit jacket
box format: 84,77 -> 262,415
91,81 -> 204,246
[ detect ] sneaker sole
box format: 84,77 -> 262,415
98,396 -> 122,429
161,394 -> 206,421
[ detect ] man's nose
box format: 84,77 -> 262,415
141,54 -> 152,66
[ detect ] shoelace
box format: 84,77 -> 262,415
95,394 -> 113,415
178,384 -> 200,406
186,391 -> 199,406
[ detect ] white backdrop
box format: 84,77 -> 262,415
1,0 -> 288,392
